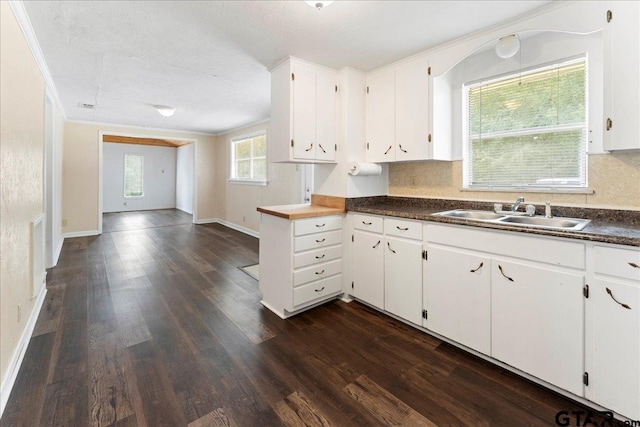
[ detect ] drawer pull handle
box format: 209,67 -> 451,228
606,287 -> 632,310
315,270 -> 325,275
396,226 -> 409,231
315,223 -> 326,228
315,286 -> 325,292
373,240 -> 381,249
498,265 -> 514,282
318,143 -> 326,153
316,238 -> 326,243
315,254 -> 325,259
305,143 -> 314,152
387,241 -> 396,254
629,262 -> 640,269
362,221 -> 372,225
399,144 -> 407,153
470,262 -> 484,273
384,145 -> 392,155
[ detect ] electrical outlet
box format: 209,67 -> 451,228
17,304 -> 21,322
62,219 -> 67,227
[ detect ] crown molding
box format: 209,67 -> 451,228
8,0 -> 67,119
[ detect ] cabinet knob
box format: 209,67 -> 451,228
396,226 -> 409,231
318,144 -> 326,153
314,286 -> 325,292
305,143 -> 314,152
315,270 -> 325,275
399,144 -> 407,153
315,254 -> 325,259
315,223 -> 326,228
629,262 -> 640,269
315,238 -> 326,243
498,265 -> 514,282
470,262 -> 484,273
387,241 -> 396,254
384,146 -> 392,155
373,240 -> 381,249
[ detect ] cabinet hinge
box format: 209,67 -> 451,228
428,66 -> 431,76
335,84 -> 338,93
291,72 -> 295,81
291,139 -> 294,147
606,9 -> 612,23
351,234 -> 354,243
606,117 -> 613,131
366,86 -> 369,94
422,250 -> 428,260
583,284 -> 589,299
583,372 -> 589,386
351,281 -> 354,289
366,142 -> 369,150
428,134 -> 432,143
335,143 -> 337,151
422,309 -> 428,320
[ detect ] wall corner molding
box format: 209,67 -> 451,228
8,0 -> 66,119
0,286 -> 47,418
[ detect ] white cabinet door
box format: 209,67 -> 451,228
315,70 -> 337,162
589,279 -> 640,420
384,236 -> 422,325
366,69 -> 396,162
491,259 -> 585,396
292,65 -> 317,160
424,245 -> 491,355
395,57 -> 430,161
352,231 -> 384,309
604,0 -> 640,151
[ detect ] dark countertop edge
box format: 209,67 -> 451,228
346,199 -> 640,248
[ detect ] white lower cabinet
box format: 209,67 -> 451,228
423,245 -> 491,355
384,235 -> 422,325
352,230 -> 384,309
491,258 -> 585,396
587,245 -> 640,420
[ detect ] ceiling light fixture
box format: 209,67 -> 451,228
154,105 -> 176,117
495,34 -> 520,59
305,1 -> 333,10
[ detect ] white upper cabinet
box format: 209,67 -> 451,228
604,0 -> 640,151
270,57 -> 337,163
366,56 -> 442,163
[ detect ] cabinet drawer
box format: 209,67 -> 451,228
295,230 -> 342,252
295,215 -> 343,236
294,245 -> 342,269
294,259 -> 341,287
293,274 -> 342,307
595,245 -> 640,282
352,214 -> 383,233
384,218 -> 422,240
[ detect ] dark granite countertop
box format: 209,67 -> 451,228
346,196 -> 640,247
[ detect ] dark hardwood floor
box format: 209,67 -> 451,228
2,210 -> 609,426
102,209 -> 193,233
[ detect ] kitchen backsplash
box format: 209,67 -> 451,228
389,152 -> 640,209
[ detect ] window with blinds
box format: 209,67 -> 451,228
463,57 -> 588,190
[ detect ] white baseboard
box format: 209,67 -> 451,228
62,230 -> 100,239
195,218 -> 260,239
52,236 -> 64,267
0,286 -> 47,418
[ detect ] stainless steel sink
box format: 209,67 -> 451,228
436,210 -> 505,220
433,209 -> 590,231
497,215 -> 590,231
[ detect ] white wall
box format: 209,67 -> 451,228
176,143 -> 194,214
103,143 -> 176,212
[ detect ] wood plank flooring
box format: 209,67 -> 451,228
2,210 -> 613,426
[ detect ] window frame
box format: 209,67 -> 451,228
123,153 -> 144,198
229,129 -> 268,186
462,55 -> 589,192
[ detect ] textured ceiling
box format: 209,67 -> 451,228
24,1 -> 552,134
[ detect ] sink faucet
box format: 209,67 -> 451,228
512,197 -> 525,212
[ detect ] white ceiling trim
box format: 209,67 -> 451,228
64,119 -> 218,137
8,0 -> 66,119
214,117 -> 271,137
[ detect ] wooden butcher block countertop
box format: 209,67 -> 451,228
257,195 -> 346,220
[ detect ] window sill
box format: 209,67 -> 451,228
124,195 -> 145,199
461,187 -> 594,195
228,179 -> 268,187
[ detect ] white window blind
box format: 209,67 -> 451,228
230,131 -> 267,184
464,57 -> 587,189
124,154 -> 144,197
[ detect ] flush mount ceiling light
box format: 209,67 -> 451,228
495,34 -> 520,59
305,1 -> 333,10
154,105 -> 176,117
